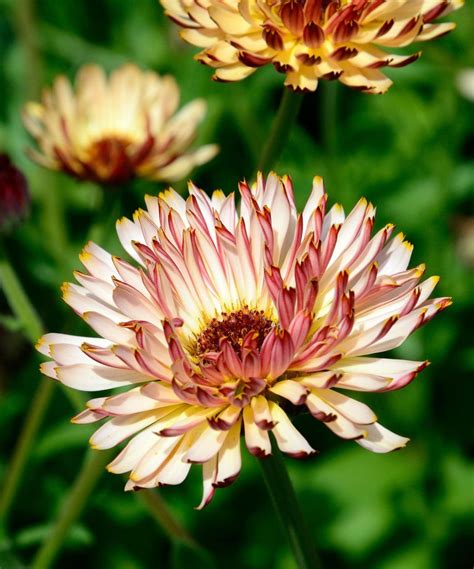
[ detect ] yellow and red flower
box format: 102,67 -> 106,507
160,0 -> 463,92
23,63 -> 218,184
38,173 -> 450,507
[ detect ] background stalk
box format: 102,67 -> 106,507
139,490 -> 199,549
13,0 -> 42,99
259,446 -> 322,569
257,88 -> 304,173
0,378 -> 54,538
30,449 -> 112,569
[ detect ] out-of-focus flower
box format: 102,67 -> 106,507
161,0 -> 463,92
38,173 -> 450,507
0,154 -> 29,232
23,64 -> 218,184
453,215 -> 474,268
456,68 -> 474,101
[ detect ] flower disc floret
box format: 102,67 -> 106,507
38,172 -> 450,507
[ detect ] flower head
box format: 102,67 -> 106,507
23,64 -> 218,184
38,173 -> 450,507
161,0 -> 463,92
0,154 -> 29,232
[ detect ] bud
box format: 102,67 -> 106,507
0,154 -> 30,232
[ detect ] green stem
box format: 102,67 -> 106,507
257,87 -> 304,173
0,378 -> 54,538
13,0 -> 42,99
139,490 -> 199,550
321,82 -> 338,164
86,184 -> 123,246
40,173 -> 70,269
0,241 -> 84,534
0,240 -> 42,344
30,449 -> 112,569
258,446 -> 322,569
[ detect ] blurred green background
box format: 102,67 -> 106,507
0,0 -> 473,568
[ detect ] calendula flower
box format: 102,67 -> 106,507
23,64 -> 218,184
0,154 -> 29,232
38,173 -> 450,507
160,0 -> 463,92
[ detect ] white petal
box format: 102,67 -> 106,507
56,364 -> 151,391
269,402 -> 315,457
90,410 -> 162,449
214,420 -> 242,487
357,423 -> 409,453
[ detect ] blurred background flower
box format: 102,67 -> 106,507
456,68 -> 474,101
0,0 -> 472,568
161,0 -> 463,92
23,63 -> 218,184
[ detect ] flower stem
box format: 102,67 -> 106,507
13,0 -> 42,99
0,378 -> 54,539
30,449 -> 112,569
86,184 -> 123,246
139,490 -> 199,550
0,240 -> 84,534
258,446 -> 322,569
257,87 -> 304,174
0,239 -> 42,344
40,173 -> 71,270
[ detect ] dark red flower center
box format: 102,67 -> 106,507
87,136 -> 134,183
195,308 -> 274,357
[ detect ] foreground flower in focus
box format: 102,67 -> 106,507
23,64 -> 218,184
38,173 -> 450,507
0,154 -> 29,232
161,0 -> 463,92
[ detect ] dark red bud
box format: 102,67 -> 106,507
0,154 -> 29,232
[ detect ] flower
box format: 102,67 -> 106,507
23,63 -> 218,184
160,0 -> 463,92
0,154 -> 29,232
456,68 -> 474,102
38,172 -> 450,507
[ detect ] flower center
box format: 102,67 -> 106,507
86,136 -> 134,183
194,308 -> 274,358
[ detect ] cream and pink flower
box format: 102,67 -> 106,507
160,0 -> 463,92
38,173 -> 450,507
23,63 -> 218,184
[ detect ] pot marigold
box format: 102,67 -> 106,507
38,173 -> 450,507
23,63 -> 218,184
160,0 -> 463,92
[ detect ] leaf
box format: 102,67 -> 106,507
13,523 -> 94,549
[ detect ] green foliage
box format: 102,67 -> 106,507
0,0 -> 473,568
